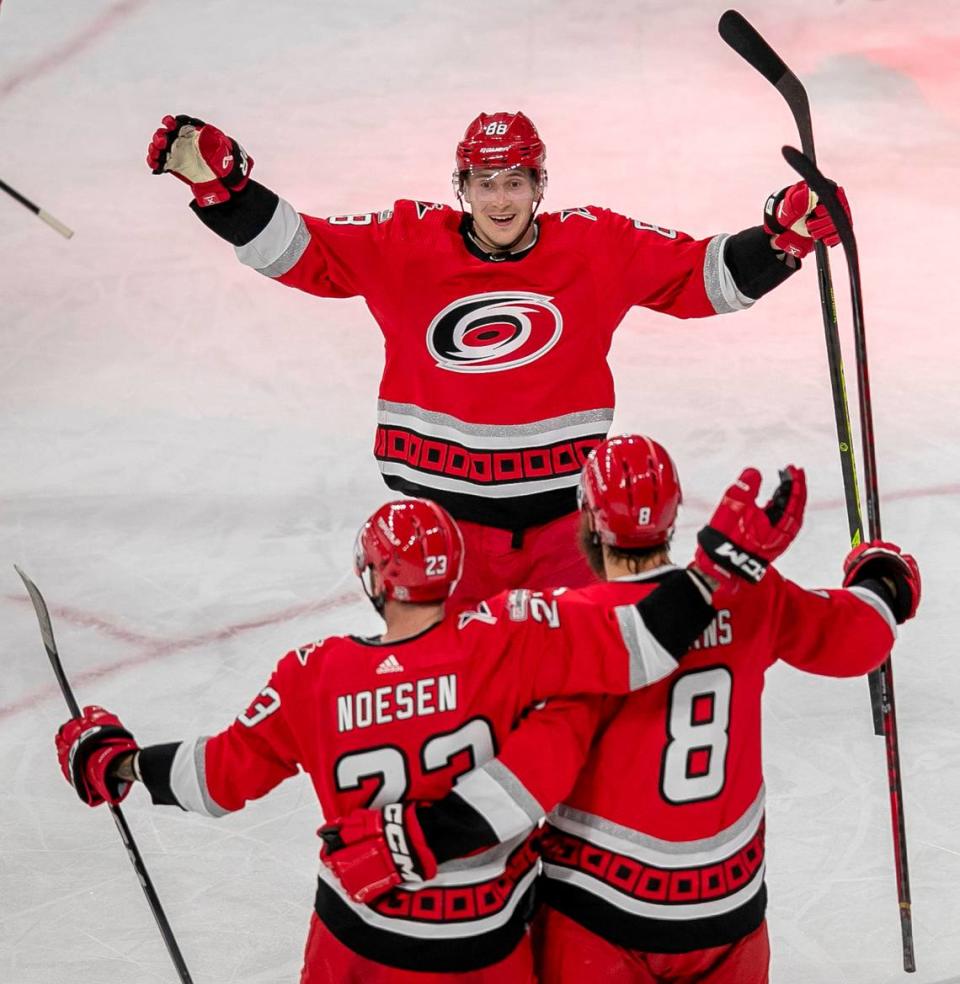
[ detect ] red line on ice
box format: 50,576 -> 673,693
1,589 -> 357,721
0,0 -> 147,101
5,482 -> 958,721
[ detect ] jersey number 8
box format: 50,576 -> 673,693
660,667 -> 732,804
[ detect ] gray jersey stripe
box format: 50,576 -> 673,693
614,604 -> 678,690
378,400 -> 614,439
235,198 -> 309,277
703,233 -> 755,314
553,784 -> 765,861
169,737 -> 229,818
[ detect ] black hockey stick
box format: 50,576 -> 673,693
780,148 -> 915,974
14,566 -> 195,984
717,10 -> 886,738
0,178 -> 74,238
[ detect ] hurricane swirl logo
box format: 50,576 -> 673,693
426,291 -> 563,373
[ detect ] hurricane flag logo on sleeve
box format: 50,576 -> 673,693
426,291 -> 563,373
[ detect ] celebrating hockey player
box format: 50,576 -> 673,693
146,111 -> 849,608
56,478 -> 753,984
321,437 -> 921,984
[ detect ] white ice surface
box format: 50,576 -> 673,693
1,0 -> 959,981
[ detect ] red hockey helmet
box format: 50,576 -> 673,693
354,499 -> 464,605
455,111 -> 546,174
578,435 -> 682,548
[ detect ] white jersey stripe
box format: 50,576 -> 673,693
377,400 -> 613,448
551,785 -> 765,868
169,737 -> 229,818
452,766 -> 539,843
613,604 -> 679,690
234,198 -> 310,278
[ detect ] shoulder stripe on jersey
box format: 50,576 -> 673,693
235,198 -> 309,277
847,585 -> 898,636
542,858 -> 765,921
169,737 -> 229,818
552,784 -> 765,866
452,763 -> 541,843
613,605 -> 679,690
378,401 -> 614,446
703,234 -> 755,315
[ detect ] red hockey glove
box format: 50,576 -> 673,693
319,803 -> 438,904
147,114 -> 253,207
695,466 -> 806,586
843,541 -> 921,624
55,706 -> 139,807
764,180 -> 851,258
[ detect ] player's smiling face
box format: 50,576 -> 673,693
463,168 -> 538,250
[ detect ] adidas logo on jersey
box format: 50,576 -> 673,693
376,654 -> 404,675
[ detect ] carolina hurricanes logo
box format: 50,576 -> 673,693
426,291 -> 563,373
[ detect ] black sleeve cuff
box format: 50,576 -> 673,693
851,576 -> 902,623
636,569 -> 717,658
137,742 -> 186,808
416,791 -> 499,864
724,225 -> 799,299
189,180 -> 280,247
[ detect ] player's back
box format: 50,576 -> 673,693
539,566 -> 895,953
283,601 -> 557,972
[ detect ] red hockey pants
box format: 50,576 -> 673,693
534,906 -> 770,984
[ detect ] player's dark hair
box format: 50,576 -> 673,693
577,512 -> 671,577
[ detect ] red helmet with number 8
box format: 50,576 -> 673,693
455,111 -> 546,174
354,499 -> 464,606
579,435 -> 682,548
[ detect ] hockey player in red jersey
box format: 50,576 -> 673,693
55,494 -> 751,983
145,110 -> 850,608
320,437 -> 921,984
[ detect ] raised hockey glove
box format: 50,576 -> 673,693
147,114 -> 253,207
55,705 -> 139,807
319,803 -> 438,904
695,466 -> 806,586
843,540 -> 921,624
764,180 -> 850,258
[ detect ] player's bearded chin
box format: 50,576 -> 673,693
578,512 -> 606,576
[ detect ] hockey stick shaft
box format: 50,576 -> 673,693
0,177 -> 74,238
14,565 -> 195,984
781,148 -> 915,973
717,8 -> 884,736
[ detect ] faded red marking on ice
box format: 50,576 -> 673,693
1,590 -> 358,721
0,0 -> 147,101
5,482 -> 958,721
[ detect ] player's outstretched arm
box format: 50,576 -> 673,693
320,696 -> 605,904
772,540 -> 920,677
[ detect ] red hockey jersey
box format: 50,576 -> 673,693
137,579 -> 708,972
450,566 -> 897,953
233,198 -> 753,529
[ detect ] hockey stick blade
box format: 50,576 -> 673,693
718,10 -> 813,156
14,565 -> 81,717
781,147 -> 857,267
14,566 -> 196,983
